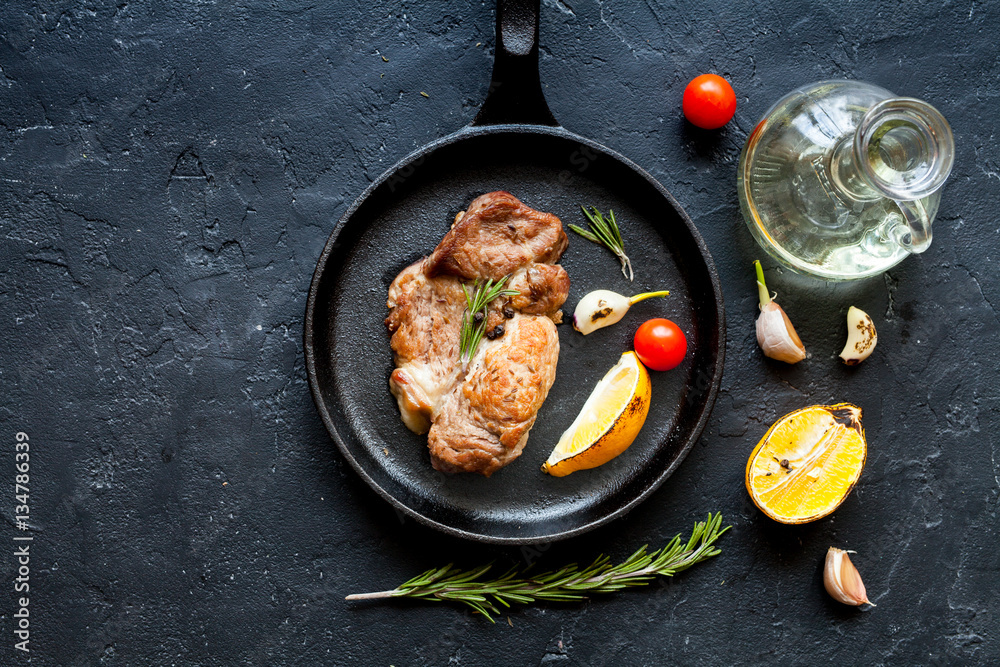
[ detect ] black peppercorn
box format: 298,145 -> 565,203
492,324 -> 505,338
473,311 -> 484,325
502,306 -> 514,319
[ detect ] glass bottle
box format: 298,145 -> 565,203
738,80 -> 954,280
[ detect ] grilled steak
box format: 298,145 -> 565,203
386,192 -> 569,476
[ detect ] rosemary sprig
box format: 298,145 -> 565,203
346,512 -> 729,622
570,206 -> 634,281
459,276 -> 519,364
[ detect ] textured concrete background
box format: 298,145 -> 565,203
1,0 -> 998,664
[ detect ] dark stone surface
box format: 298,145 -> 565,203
1,0 -> 997,664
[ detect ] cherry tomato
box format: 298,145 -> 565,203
634,318 -> 687,371
682,74 -> 736,129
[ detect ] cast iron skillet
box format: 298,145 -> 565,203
304,0 -> 724,544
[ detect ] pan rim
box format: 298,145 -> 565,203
303,123 -> 726,544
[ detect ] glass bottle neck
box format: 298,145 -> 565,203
830,97 -> 954,203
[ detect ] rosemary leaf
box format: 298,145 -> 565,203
458,276 -> 519,364
572,205 -> 635,281
346,513 -> 730,622
567,224 -> 600,244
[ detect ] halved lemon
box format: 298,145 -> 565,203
746,403 -> 867,524
542,351 -> 651,477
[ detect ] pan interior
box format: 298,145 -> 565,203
308,129 -> 721,542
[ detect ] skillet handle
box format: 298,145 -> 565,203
472,0 -> 558,127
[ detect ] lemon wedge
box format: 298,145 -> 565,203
746,403 -> 867,524
542,351 -> 651,477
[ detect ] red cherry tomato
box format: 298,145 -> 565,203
682,74 -> 736,129
634,318 -> 688,371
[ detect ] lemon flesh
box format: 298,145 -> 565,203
746,403 -> 866,523
542,352 -> 651,477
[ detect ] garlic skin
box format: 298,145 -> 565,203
824,547 -> 875,607
756,302 -> 807,363
572,290 -> 669,335
840,306 -> 877,365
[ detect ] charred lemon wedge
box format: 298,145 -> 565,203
542,351 -> 651,477
746,403 -> 866,524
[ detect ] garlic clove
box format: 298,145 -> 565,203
840,306 -> 877,365
573,290 -> 631,335
572,290 -> 669,335
756,302 -> 807,363
824,547 -> 875,607
753,260 -> 806,364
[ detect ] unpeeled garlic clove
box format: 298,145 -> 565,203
840,306 -> 877,365
753,261 -> 806,364
824,547 -> 875,607
756,302 -> 807,363
572,289 -> 669,335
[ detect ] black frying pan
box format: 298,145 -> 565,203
304,0 -> 724,544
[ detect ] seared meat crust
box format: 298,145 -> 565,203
425,191 -> 568,282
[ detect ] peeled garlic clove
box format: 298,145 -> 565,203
824,547 -> 875,607
572,289 -> 669,335
573,290 -> 630,334
756,301 -> 807,363
840,306 -> 877,365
